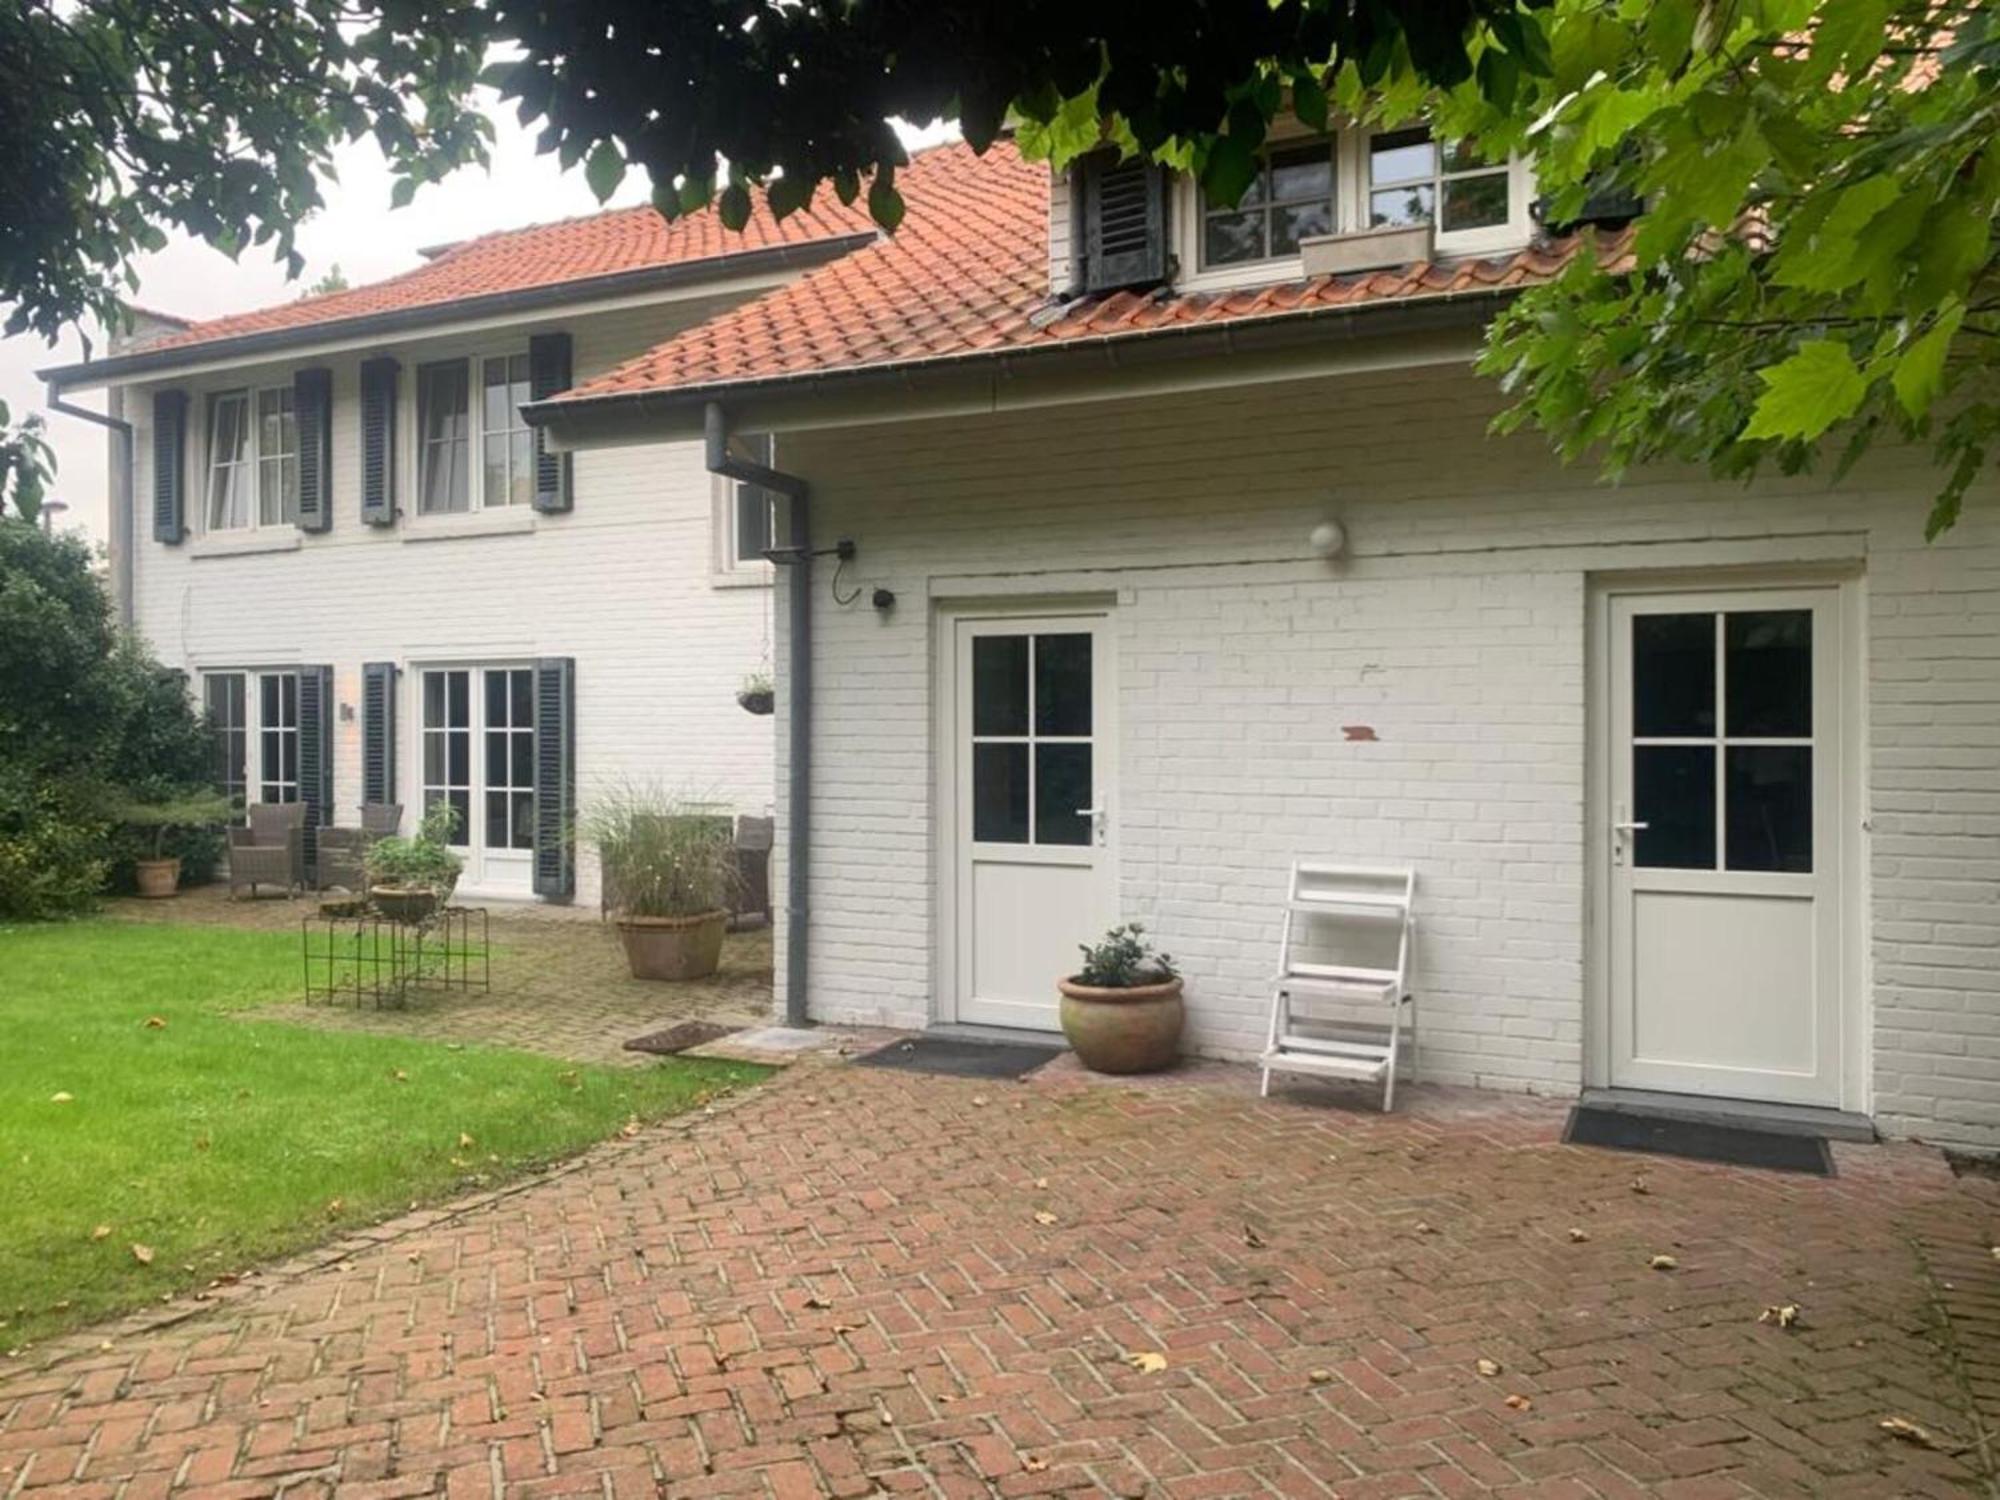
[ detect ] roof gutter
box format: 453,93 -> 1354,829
36,232 -> 879,388
705,402 -> 816,1030
524,280 -> 1516,434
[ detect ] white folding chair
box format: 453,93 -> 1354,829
1261,862 -> 1417,1110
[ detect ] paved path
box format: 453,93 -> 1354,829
3,1058 -> 1997,1498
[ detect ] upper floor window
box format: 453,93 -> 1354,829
1201,143 -> 1334,268
714,432 -> 778,581
205,386 -> 297,531
418,352 -> 533,514
1368,128 -> 1512,234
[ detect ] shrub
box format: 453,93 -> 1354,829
1075,924 -> 1176,988
365,801 -> 464,893
584,784 -> 740,919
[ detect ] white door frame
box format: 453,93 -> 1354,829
1585,565 -> 1868,1111
932,598 -> 1118,1030
407,659 -> 537,900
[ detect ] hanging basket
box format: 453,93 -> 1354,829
737,688 -> 775,716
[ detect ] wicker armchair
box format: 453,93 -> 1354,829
315,804 -> 404,894
228,802 -> 306,898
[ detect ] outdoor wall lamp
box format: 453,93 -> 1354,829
1309,519 -> 1348,559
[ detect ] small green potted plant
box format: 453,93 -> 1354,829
585,785 -> 741,980
111,788 -> 234,899
1058,924 -> 1184,1074
736,671 -> 775,715
364,801 -> 463,922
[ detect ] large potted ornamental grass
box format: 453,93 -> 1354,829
1058,923 -> 1185,1074
110,788 -> 234,898
586,786 -> 741,981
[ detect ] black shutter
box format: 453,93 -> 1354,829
1079,154 -> 1169,294
152,389 -> 187,543
531,656 -> 575,898
359,356 -> 398,526
294,367 -> 333,533
527,332 -> 573,513
298,665 -> 334,877
361,661 -> 397,806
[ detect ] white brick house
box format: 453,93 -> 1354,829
534,138 -> 2000,1148
43,201 -> 882,903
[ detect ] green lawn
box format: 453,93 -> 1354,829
0,921 -> 767,1349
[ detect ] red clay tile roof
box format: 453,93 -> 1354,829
557,138 -> 1636,407
144,194 -> 881,355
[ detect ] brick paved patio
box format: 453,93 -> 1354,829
4,1046 -> 1998,1498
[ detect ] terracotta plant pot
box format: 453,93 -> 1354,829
134,857 -> 181,899
371,885 -> 441,924
1057,975 -> 1185,1074
618,910 -> 729,981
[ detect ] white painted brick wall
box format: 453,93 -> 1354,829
775,363 -> 2000,1148
119,301 -> 775,906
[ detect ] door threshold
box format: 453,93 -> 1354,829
927,1021 -> 1065,1047
1581,1087 -> 1875,1143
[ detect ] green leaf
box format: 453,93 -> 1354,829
1742,341 -> 1868,442
1808,0 -> 1894,85
1200,133 -> 1259,209
716,182 -> 751,231
583,140 -> 625,204
766,172 -> 814,221
1291,72 -> 1329,134
867,173 -> 904,232
388,176 -> 417,211
1891,303 -> 1963,420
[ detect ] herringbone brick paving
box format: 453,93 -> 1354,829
3,1055 -> 1997,1498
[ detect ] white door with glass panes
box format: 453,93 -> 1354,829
203,670 -> 299,814
1606,587 -> 1850,1106
949,615 -> 1116,1031
418,666 -> 536,897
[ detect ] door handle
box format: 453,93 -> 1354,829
1076,805 -> 1107,847
1612,820 -> 1650,835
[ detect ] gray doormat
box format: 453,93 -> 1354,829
1565,1105 -> 1834,1176
624,1020 -> 740,1056
856,1035 -> 1063,1080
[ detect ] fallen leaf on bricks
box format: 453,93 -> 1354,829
1308,1369 -> 1332,1385
1476,1358 -> 1502,1377
1242,1224 -> 1267,1249
619,1117 -> 641,1139
802,1294 -> 832,1310
1414,1221 -> 1436,1235
1649,1255 -> 1678,1271
129,1244 -> 154,1266
89,1225 -> 111,1242
1759,1304 -> 1801,1329
1033,1177 -> 1049,1190
1505,1394 -> 1533,1411
1880,1417 -> 1940,1448
1630,1177 -> 1650,1195
1124,1351 -> 1168,1374
971,1095 -> 989,1107
1033,1211 -> 1058,1226
1567,1228 -> 1590,1243
1022,1455 -> 1048,1473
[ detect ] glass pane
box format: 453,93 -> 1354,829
1442,172 -> 1510,231
1727,747 -> 1813,872
1035,744 -> 1093,846
972,743 -> 1029,843
1204,209 -> 1266,265
447,732 -> 468,786
510,432 -> 535,507
449,791 -> 471,844
261,674 -> 279,720
486,792 -> 509,852
1726,610 -> 1812,738
483,360 -> 511,432
1634,746 -> 1716,869
486,733 -> 508,786
512,791 -> 535,849
484,671 -> 508,727
482,434 -> 509,511
1441,139 -> 1491,173
972,636 -> 1028,736
1269,147 -> 1333,204
1633,613 -> 1716,737
1034,633 -> 1092,736
1370,128 -> 1436,186
448,671 -> 468,725
511,670 -> 532,724
1272,201 -> 1332,256
280,733 -> 298,784
1370,184 -> 1435,228
736,485 -> 772,561
424,672 -> 445,727
511,733 -> 533,787
424,734 -> 444,786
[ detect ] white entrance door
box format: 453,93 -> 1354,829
948,614 -> 1117,1031
418,665 -> 536,898
1606,586 -> 1849,1105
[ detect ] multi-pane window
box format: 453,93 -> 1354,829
1202,143 -> 1336,267
419,353 -> 533,514
421,669 -> 473,842
717,433 -> 778,575
970,632 -> 1095,847
205,386 -> 298,531
204,674 -> 248,814
1368,128 -> 1512,233
257,672 -> 300,804
484,668 -> 535,851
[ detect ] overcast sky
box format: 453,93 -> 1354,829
3,104 -> 950,545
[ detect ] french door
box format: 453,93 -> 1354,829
947,613 -> 1117,1031
1604,584 -> 1853,1105
419,665 -> 535,897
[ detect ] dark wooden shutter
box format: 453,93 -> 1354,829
359,356 -> 399,526
527,332 -> 573,513
152,389 -> 188,543
361,661 -> 397,806
531,656 -> 575,898
1079,154 -> 1168,293
294,367 -> 333,532
297,665 -> 334,877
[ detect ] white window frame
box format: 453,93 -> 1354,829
413,349 -> 535,516
711,432 -> 778,586
1172,122 -> 1534,293
201,669 -> 299,808
1362,125 -> 1533,259
203,383 -> 298,533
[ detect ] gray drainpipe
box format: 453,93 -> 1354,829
44,380 -> 136,626
704,402 -> 813,1028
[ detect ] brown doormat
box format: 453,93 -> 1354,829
624,1020 -> 740,1056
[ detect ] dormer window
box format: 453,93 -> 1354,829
1367,128 -> 1512,234
1201,144 -> 1335,269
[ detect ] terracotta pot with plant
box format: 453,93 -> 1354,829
1059,924 -> 1184,1074
112,789 -> 234,899
364,802 -> 463,922
586,785 -> 741,981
